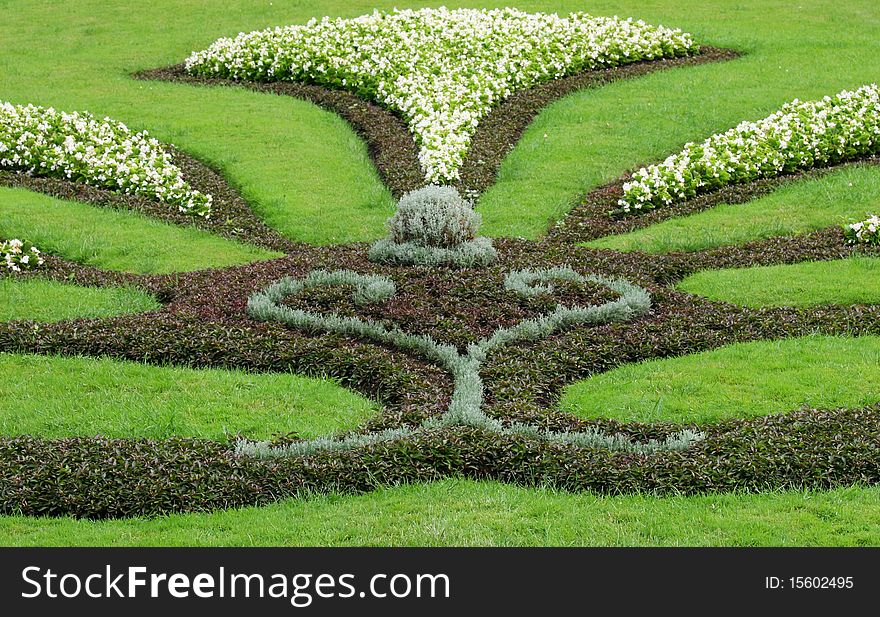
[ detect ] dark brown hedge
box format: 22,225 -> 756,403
1,404 -> 875,519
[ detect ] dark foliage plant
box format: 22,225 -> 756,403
0,44 -> 877,519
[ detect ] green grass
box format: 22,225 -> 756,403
3,0 -> 880,546
478,0 -> 880,238
559,335 -> 880,424
0,188 -> 280,273
0,278 -> 159,322
3,1 -> 880,242
678,257 -> 880,308
0,353 -> 377,440
585,164 -> 880,253
1,480 -> 876,546
0,0 -> 395,245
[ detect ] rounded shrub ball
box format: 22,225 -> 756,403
388,185 -> 481,248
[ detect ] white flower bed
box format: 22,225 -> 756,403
185,7 -> 697,184
1,239 -> 43,272
0,102 -> 212,217
845,215 -> 880,244
619,84 -> 880,213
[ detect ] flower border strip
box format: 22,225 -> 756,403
0,101 -> 212,217
618,83 -> 880,213
185,8 -> 697,184
244,267 -> 703,458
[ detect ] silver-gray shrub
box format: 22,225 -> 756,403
504,266 -> 586,298
253,269 -> 396,308
506,423 -> 705,454
388,185 -> 480,248
244,266 -> 702,459
370,185 -> 497,267
368,236 -> 497,267
235,427 -> 414,459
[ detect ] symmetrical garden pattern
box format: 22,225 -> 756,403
0,8 -> 878,520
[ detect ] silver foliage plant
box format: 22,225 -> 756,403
504,266 -> 585,298
369,236 -> 497,268
389,185 -> 480,247
284,269 -> 396,306
369,185 -> 497,266
241,266 -> 706,459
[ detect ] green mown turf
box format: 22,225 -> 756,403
585,165 -> 880,253
0,188 -> 280,273
0,353 -> 377,440
4,1 -> 879,242
3,0 -> 879,546
678,257 -> 880,308
0,480 -> 876,547
0,278 -> 159,322
0,0 -> 394,245
478,0 -> 880,238
559,335 -> 880,424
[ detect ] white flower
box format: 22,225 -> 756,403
0,102 -> 212,217
619,84 -> 880,212
185,8 -> 697,184
1,238 -> 43,271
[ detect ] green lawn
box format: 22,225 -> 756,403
3,1 -> 879,242
0,188 -> 280,273
678,257 -> 880,307
478,0 -> 880,238
585,164 -> 880,253
0,278 -> 159,322
2,0 -> 879,546
0,353 -> 377,440
559,335 -> 880,424
1,480 -> 876,547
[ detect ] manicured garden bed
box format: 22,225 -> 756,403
0,0 -> 878,546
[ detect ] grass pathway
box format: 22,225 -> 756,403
678,257 -> 880,308
586,165 -> 880,253
0,278 -> 159,322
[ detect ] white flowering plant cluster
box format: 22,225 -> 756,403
185,7 -> 697,184
1,238 -> 43,272
845,215 -> 880,244
619,84 -> 880,213
0,101 -> 212,217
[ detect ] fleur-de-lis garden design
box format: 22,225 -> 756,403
0,8 -> 878,518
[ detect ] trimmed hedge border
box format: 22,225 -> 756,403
1,404 -> 875,518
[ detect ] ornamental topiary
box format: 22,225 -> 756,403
370,185 -> 496,266
388,185 -> 480,248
